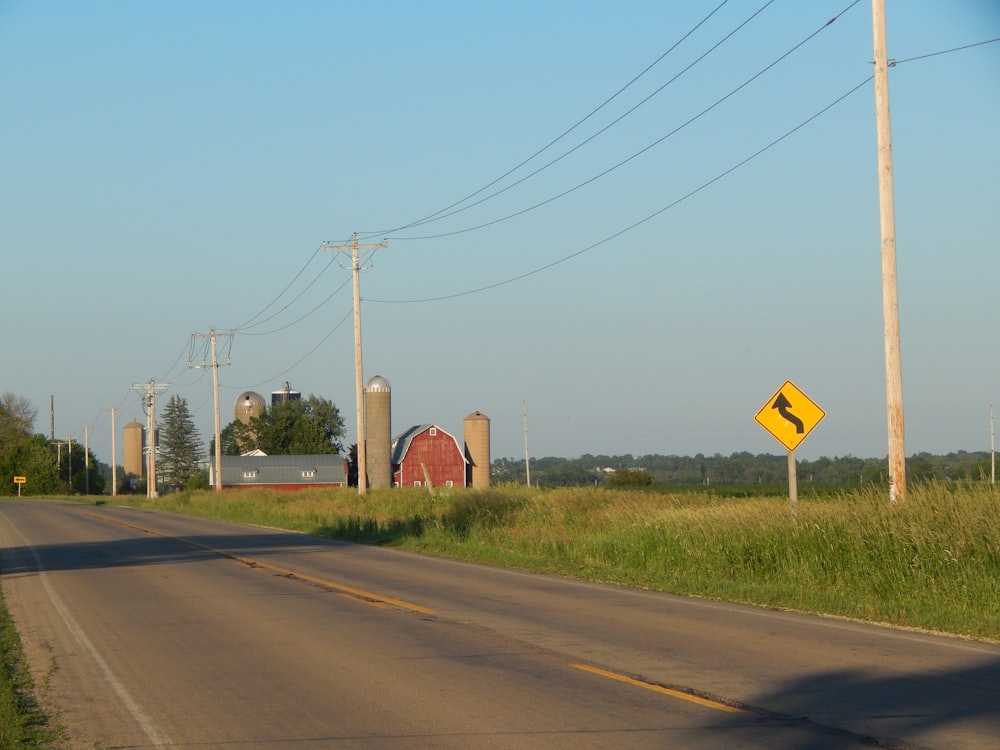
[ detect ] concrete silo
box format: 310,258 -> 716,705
234,391 -> 266,425
365,375 -> 392,489
123,419 -> 144,479
464,411 -> 490,488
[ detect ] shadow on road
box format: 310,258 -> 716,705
0,523 -> 353,577
709,659 -> 1000,750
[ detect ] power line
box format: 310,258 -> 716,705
368,75 -> 874,304
226,242 -> 331,333
357,0 -> 740,239
387,0 -> 862,243
236,276 -> 351,336
232,307 -> 353,392
888,37 -> 1000,67
374,0 -> 780,238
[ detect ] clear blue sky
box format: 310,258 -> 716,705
2,1 -> 998,469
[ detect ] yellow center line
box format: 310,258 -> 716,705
571,663 -> 741,713
86,512 -> 436,615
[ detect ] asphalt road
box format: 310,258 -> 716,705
1,499 -> 998,749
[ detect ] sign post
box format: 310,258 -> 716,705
754,381 -> 825,507
13,475 -> 26,497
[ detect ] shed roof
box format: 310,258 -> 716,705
221,454 -> 343,486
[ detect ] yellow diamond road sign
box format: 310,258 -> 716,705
755,380 -> 825,452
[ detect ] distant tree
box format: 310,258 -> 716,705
1,433 -> 61,496
538,462 -> 599,487
158,395 -> 203,492
248,395 -> 345,455
605,468 -> 654,488
184,469 -> 210,491
345,443 -> 359,487
0,394 -> 60,495
0,391 -> 36,454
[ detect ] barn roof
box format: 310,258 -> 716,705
391,424 -> 467,466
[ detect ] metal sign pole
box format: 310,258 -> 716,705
787,450 -> 797,509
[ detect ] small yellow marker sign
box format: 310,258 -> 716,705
755,381 -> 825,452
13,476 -> 26,484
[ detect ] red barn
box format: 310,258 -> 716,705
391,424 -> 467,488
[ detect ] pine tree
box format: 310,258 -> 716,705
158,395 -> 202,492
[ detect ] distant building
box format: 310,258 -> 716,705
212,454 -> 345,490
391,424 -> 467,488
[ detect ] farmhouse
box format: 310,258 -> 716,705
392,424 -> 467,488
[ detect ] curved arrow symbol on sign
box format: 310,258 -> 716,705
771,393 -> 804,434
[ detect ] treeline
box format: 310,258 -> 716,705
491,451 -> 995,488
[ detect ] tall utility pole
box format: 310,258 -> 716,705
104,406 -> 118,496
991,405 -> 995,485
191,329 -> 233,491
65,437 -> 73,492
84,424 -> 90,495
871,0 -> 905,501
522,401 -> 531,487
132,379 -> 170,498
322,233 -> 388,495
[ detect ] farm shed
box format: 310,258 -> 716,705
214,454 -> 345,490
392,424 -> 467,488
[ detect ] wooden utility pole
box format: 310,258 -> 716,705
522,401 -> 531,487
110,407 -> 117,496
84,424 -> 90,495
132,380 -> 170,498
871,0 -> 906,501
322,233 -> 388,495
191,329 -> 233,491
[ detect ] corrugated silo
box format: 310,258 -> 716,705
235,391 -> 266,425
123,420 -> 144,478
271,381 -> 301,405
464,411 -> 490,489
365,375 -> 392,489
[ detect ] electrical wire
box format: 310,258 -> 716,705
367,75 -> 874,304
356,0 -> 738,239
387,0 -> 862,242
233,307 -> 354,391
889,37 -> 1000,66
365,32 -> 997,306
374,0 -> 780,238
237,276 -> 352,336
226,242 -> 328,333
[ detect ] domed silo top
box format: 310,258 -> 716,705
366,375 -> 391,392
464,410 -> 489,422
236,391 -> 266,410
235,391 -> 266,423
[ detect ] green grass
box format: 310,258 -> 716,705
114,481 -> 1000,641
